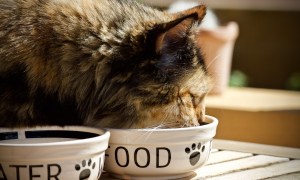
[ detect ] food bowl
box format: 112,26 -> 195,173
104,115 -> 218,179
0,126 -> 110,180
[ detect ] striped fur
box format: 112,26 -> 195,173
0,0 -> 211,128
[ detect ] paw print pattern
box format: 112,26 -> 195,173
75,159 -> 96,180
185,143 -> 205,166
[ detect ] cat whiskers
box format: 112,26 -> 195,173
138,128 -> 157,141
146,120 -> 182,129
206,54 -> 220,69
138,123 -> 168,140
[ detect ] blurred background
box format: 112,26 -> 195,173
140,0 -> 300,91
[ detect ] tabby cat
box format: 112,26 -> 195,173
0,0 -> 211,129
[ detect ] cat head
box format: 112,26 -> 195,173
89,5 -> 211,128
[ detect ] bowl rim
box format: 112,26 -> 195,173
106,115 -> 218,132
0,126 -> 110,147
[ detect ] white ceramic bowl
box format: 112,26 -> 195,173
0,126 -> 110,180
104,115 -> 218,179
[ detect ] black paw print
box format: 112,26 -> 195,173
75,159 -> 96,180
185,143 -> 205,166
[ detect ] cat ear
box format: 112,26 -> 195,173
154,5 -> 206,53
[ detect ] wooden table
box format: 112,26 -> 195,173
101,139 -> 300,179
206,88 -> 300,148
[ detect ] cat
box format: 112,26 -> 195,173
0,0 -> 211,129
